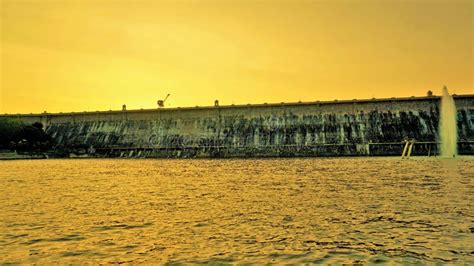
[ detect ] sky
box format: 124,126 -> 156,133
0,0 -> 472,113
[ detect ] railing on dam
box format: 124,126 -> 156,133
2,94 -> 473,118
91,141 -> 474,157
95,141 -> 474,149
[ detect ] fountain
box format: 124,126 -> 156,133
439,86 -> 457,157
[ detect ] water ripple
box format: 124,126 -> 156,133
0,157 -> 473,264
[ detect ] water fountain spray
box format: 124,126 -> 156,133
439,86 -> 457,157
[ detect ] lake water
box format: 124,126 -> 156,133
0,157 -> 473,264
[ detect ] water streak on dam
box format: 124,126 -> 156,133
2,95 -> 473,157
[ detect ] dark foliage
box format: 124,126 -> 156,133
0,119 -> 53,151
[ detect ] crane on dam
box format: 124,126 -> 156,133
157,94 -> 170,108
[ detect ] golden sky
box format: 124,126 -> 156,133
1,0 -> 472,113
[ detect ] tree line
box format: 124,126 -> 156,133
0,119 -> 53,151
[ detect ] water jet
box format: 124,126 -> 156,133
439,86 -> 458,157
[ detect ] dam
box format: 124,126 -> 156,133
1,95 -> 473,158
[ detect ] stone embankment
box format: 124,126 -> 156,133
1,95 -> 473,158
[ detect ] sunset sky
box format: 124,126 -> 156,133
1,0 -> 472,113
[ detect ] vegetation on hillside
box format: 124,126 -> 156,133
0,119 -> 53,151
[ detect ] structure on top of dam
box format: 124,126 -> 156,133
1,94 -> 473,158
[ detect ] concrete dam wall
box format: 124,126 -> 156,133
2,95 -> 474,157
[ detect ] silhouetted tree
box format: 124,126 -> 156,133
0,119 -> 53,151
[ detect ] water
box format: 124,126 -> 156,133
0,158 -> 473,264
439,86 -> 458,157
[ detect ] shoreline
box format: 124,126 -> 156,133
1,153 -> 471,161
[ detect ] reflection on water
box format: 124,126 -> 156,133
0,157 -> 473,264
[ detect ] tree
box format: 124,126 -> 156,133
0,119 -> 53,150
